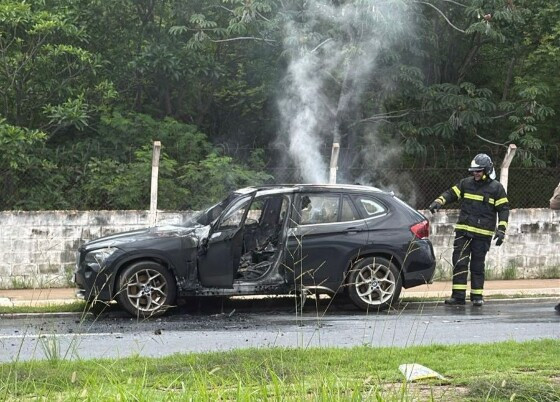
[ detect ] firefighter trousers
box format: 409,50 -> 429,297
451,233 -> 491,301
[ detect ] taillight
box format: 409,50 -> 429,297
410,220 -> 429,239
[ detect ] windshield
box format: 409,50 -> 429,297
192,193 -> 237,226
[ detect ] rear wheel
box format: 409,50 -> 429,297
348,257 -> 402,311
116,261 -> 176,318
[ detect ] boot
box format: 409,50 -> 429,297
472,299 -> 484,307
444,297 -> 465,305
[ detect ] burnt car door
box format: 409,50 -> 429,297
285,193 -> 369,289
235,194 -> 290,281
197,194 -> 253,287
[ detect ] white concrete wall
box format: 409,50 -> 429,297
0,209 -> 558,288
0,211 -> 193,288
425,208 -> 560,279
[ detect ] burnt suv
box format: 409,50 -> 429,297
75,184 -> 435,317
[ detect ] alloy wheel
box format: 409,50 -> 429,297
354,262 -> 396,306
126,268 -> 169,313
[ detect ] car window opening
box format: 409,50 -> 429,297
300,194 -> 340,225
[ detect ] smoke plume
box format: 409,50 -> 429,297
277,0 -> 413,184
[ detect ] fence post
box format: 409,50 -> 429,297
149,141 -> 161,227
329,142 -> 340,184
499,144 -> 517,192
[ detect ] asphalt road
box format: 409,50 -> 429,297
0,297 -> 558,362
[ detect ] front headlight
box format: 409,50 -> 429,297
84,247 -> 118,272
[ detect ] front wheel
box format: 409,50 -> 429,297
116,261 -> 177,318
348,257 -> 402,311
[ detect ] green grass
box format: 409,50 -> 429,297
486,264 -> 518,281
536,265 -> 560,279
0,301 -> 87,315
434,261 -> 560,282
1,340 -> 558,400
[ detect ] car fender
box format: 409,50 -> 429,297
109,250 -> 183,297
346,245 -> 404,274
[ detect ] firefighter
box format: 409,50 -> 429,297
429,153 -> 510,307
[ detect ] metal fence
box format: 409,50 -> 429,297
268,167 -> 560,209
1,144 -> 559,211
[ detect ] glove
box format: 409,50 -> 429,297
494,230 -> 505,246
428,200 -> 442,213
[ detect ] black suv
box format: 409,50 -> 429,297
75,184 -> 435,317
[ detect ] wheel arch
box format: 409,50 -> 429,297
110,254 -> 177,298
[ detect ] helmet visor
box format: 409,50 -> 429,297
468,167 -> 484,172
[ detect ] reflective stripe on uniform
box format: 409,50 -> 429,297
455,224 -> 494,237
495,197 -> 508,206
498,221 -> 508,228
471,289 -> 484,295
463,192 -> 495,204
437,196 -> 446,205
452,284 -> 467,290
464,193 -> 484,201
452,186 -> 461,198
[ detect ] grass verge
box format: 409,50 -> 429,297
1,339 -> 558,400
0,301 -> 86,314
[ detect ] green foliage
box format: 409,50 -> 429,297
0,0 -> 559,210
178,152 -> 273,209
0,119 -> 46,169
44,95 -> 91,131
96,112 -> 212,159
81,146 -> 189,210
0,0 -> 104,133
0,111 -> 272,210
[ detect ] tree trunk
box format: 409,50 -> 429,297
458,32 -> 482,83
134,81 -> 143,111
163,87 -> 172,116
502,56 -> 516,101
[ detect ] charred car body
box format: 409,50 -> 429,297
75,184 -> 436,317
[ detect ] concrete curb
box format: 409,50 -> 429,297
401,288 -> 560,299
1,279 -> 558,308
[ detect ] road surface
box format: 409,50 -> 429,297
0,297 -> 558,362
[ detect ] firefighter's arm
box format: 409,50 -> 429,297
494,187 -> 510,246
429,181 -> 462,213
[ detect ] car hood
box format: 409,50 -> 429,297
81,225 -> 209,251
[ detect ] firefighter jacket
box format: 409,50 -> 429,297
436,176 -> 509,238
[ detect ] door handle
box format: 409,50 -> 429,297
344,227 -> 362,234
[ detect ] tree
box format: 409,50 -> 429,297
0,0 -> 107,137
359,0 -> 556,166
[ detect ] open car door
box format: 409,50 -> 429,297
198,194 -> 253,288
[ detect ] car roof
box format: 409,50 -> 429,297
235,184 -> 387,197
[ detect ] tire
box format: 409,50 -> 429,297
116,261 -> 177,318
347,256 -> 402,311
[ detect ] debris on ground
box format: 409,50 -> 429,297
398,363 -> 445,381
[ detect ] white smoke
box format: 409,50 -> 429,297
277,0 -> 412,184
277,48 -> 334,184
